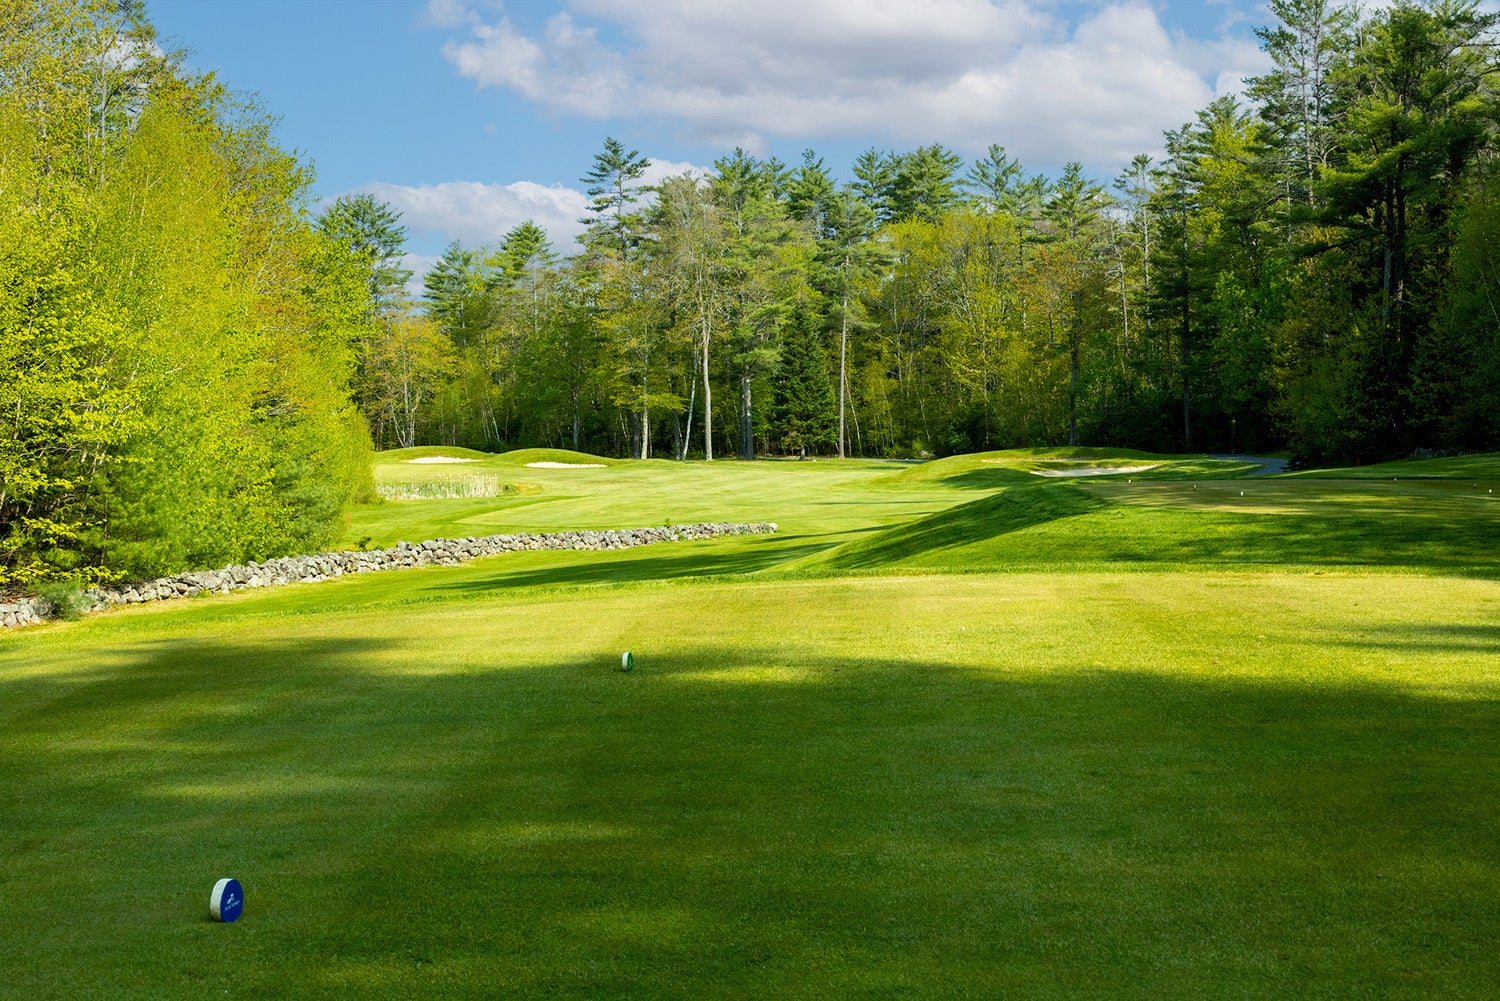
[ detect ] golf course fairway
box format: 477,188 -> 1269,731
3,449 -> 1497,999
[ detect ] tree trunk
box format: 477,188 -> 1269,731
739,371 -> 754,459
1181,310 -> 1192,450
670,398 -> 683,461
1068,293 -> 1081,446
838,285 -> 849,458
639,353 -> 650,459
570,383 -> 580,450
701,310 -> 713,461
679,374 -> 696,461
1180,203 -> 1191,449
1068,341 -> 1079,447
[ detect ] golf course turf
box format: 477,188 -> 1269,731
3,449 -> 1498,998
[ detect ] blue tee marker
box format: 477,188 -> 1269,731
210,878 -> 243,922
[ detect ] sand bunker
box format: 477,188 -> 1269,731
526,461 -> 606,468
405,456 -> 480,464
1029,464 -> 1160,477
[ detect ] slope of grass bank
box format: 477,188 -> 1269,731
1282,451 -> 1500,481
791,462 -> 1500,578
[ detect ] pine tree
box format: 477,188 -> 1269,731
770,304 -> 837,456
423,242 -> 494,350
580,136 -> 650,257
496,221 -> 557,283
815,189 -> 884,457
786,149 -> 836,237
316,194 -> 412,317
963,144 -> 1024,213
889,144 -> 964,223
1246,0 -> 1353,212
851,147 -> 897,222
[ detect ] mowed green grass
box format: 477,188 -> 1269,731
3,449 -> 1499,999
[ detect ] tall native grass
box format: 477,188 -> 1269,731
374,476 -> 519,501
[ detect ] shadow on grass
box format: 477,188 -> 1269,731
936,467 -> 1043,490
1077,509 -> 1500,575
869,481 -> 1500,576
1334,622 -> 1500,653
815,485 -> 1102,570
424,538 -> 835,593
4,631 -> 1498,998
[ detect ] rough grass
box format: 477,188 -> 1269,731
4,449 -> 1499,999
375,477 -> 521,501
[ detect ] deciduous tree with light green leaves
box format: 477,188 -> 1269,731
0,0 -> 370,590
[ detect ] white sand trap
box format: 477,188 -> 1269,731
525,461 -> 606,468
405,456 -> 480,464
1030,464 -> 1160,477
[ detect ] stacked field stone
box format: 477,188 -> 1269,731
0,522 -> 777,628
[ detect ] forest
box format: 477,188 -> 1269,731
4,0 -> 1500,589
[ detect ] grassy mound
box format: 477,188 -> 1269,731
803,484 -> 1102,571
491,448 -> 620,467
376,445 -> 494,462
874,448 -> 1262,490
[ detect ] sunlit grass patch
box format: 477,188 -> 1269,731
3,573 -> 1499,997
7,451 -> 1500,997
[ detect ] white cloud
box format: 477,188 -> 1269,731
416,0 -> 473,30
639,157 -> 707,186
353,179 -> 591,251
335,156 -> 710,260
401,252 -> 440,298
433,0 -> 1272,171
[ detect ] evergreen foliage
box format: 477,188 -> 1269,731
580,136 -> 651,257
770,305 -> 838,455
316,193 -> 413,317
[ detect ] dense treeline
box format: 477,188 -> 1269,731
6,0 -> 1499,592
1,0 -> 372,591
365,0 -> 1499,466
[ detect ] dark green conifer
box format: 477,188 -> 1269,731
770,305 -> 837,456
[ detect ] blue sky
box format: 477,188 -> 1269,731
146,0 -> 1284,273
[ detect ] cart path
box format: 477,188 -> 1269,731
1210,454 -> 1289,477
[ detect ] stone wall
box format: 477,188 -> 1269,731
0,522 -> 778,629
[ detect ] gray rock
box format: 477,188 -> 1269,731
3,521 -> 778,627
